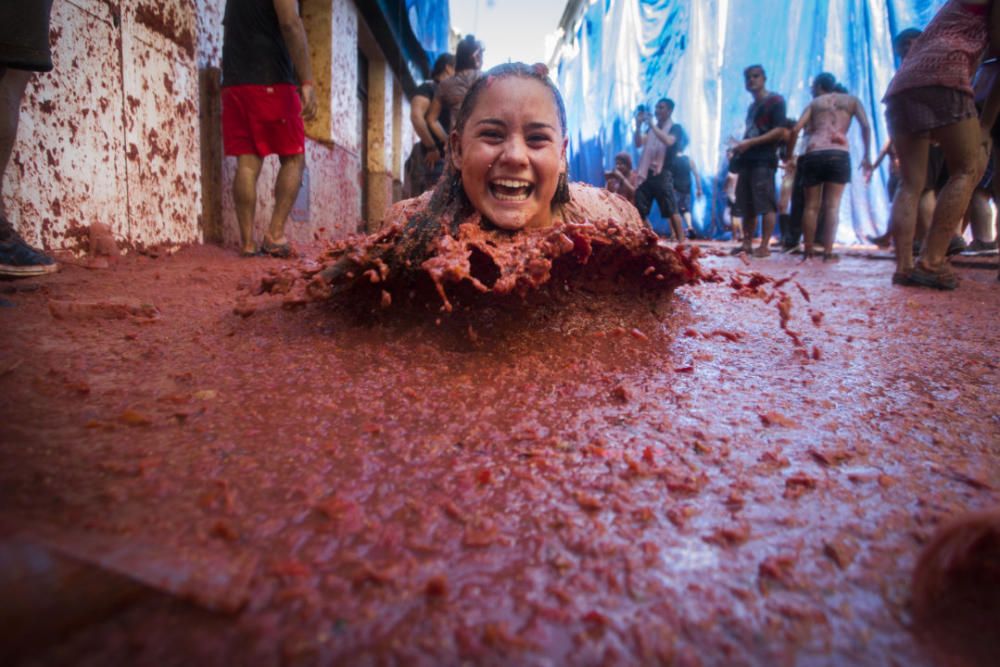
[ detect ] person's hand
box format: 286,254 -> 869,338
423,145 -> 440,168
731,140 -> 749,156
860,158 -> 873,183
300,84 -> 318,121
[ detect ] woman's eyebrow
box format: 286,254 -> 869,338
524,121 -> 557,132
475,117 -> 507,127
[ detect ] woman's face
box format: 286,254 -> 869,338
451,77 -> 567,231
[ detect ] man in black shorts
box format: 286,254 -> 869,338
0,0 -> 58,277
634,98 -> 688,241
729,65 -> 787,257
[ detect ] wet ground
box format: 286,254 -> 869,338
1,242 -> 998,665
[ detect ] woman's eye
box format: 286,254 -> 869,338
479,129 -> 504,141
527,134 -> 552,145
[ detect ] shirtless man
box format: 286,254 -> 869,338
793,73 -> 872,260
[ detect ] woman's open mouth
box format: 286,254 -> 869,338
490,178 -> 534,202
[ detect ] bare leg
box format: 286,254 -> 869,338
267,153 -> 305,246
916,189 -> 935,248
801,185 -> 823,259
233,154 -> 263,254
820,182 -> 847,256
669,213 -> 684,243
968,190 -> 994,243
740,216 -> 754,251
0,67 -> 32,224
922,118 -> 986,269
890,132 -> 930,274
757,210 -> 776,256
732,216 -> 743,241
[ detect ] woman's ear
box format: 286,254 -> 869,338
450,131 -> 463,170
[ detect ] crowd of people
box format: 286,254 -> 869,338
3,1 -> 999,294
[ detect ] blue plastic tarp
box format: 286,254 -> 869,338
554,0 -> 948,240
407,0 -> 451,64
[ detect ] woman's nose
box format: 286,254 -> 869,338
499,137 -> 529,164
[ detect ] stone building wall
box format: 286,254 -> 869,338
2,0 -> 414,252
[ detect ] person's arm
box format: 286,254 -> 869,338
410,94 -> 441,167
427,95 -> 448,147
852,96 -> 873,176
690,159 -> 702,198
792,106 -> 812,136
634,112 -> 647,148
648,123 -> 677,147
783,127 -> 799,167
274,0 -> 316,121
614,169 -> 637,198
734,127 -> 787,154
868,139 -> 893,183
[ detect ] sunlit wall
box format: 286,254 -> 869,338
553,0 -> 948,240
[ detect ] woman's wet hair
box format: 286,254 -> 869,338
428,63 -> 570,225
813,72 -> 839,94
431,53 -> 455,80
455,35 -> 483,71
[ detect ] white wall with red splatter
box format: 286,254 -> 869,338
3,0 -> 413,253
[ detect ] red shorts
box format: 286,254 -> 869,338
222,84 -> 305,157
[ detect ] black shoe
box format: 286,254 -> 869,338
945,235 -> 967,257
967,239 -> 998,252
867,233 -> 891,249
0,232 -> 58,278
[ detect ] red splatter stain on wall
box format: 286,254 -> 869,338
135,3 -> 196,60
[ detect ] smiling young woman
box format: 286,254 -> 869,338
449,74 -> 568,231
257,63 -> 703,313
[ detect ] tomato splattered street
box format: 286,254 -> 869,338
1,244 -> 998,665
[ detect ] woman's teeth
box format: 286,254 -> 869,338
490,179 -> 533,201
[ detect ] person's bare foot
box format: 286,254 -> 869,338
752,247 -> 771,258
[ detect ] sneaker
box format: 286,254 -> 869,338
945,235 -> 967,257
867,233 -> 891,249
967,239 -> 998,253
0,234 -> 58,277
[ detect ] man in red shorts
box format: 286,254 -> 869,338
222,0 -> 317,257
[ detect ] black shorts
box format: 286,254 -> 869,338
798,150 -> 851,187
734,164 -> 776,218
674,189 -> 692,214
0,0 -> 54,72
635,169 -> 677,220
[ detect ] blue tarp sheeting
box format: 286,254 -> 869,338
407,0 -> 451,64
554,0 -> 948,240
